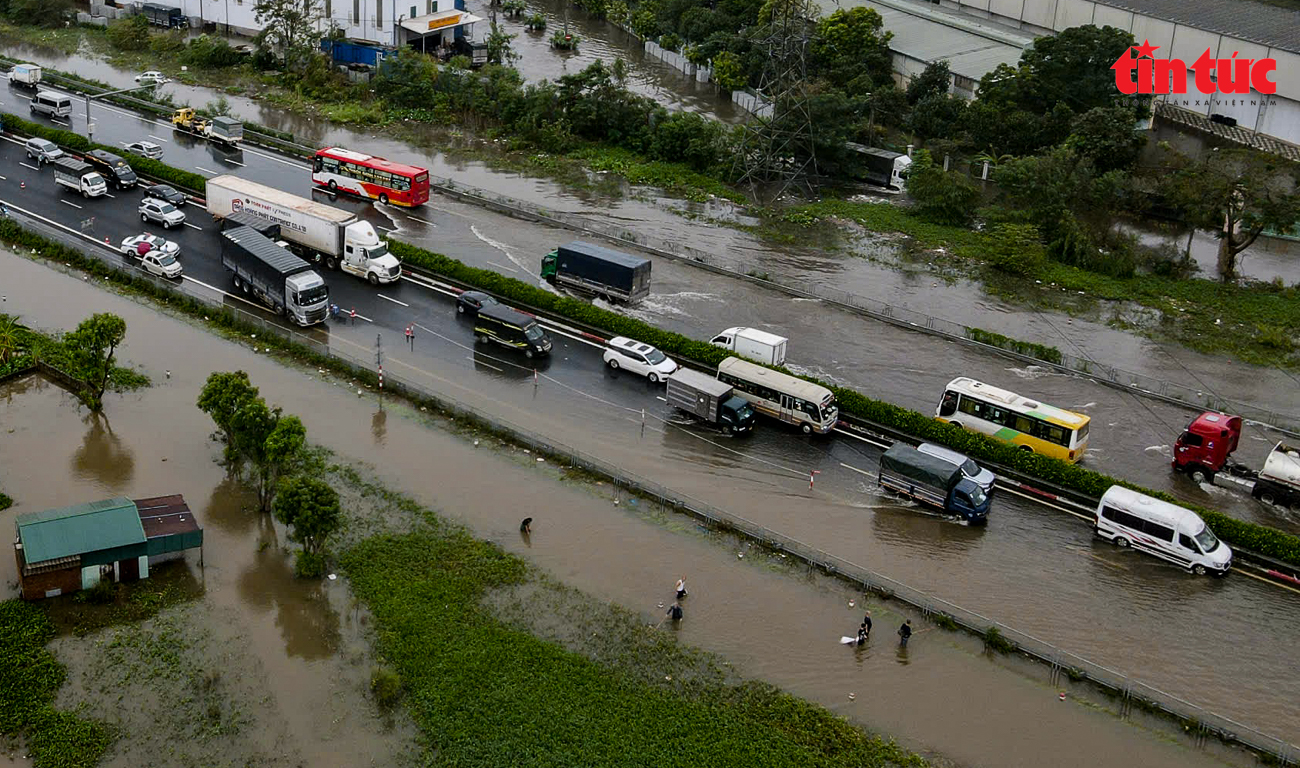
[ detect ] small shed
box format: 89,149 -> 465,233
14,495 -> 203,600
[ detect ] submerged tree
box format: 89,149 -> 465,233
64,313 -> 128,413
273,476 -> 341,577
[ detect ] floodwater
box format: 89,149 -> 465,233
0,250 -> 1268,767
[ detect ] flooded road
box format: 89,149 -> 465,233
2,248 -> 1299,762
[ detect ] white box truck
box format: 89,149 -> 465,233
709,327 -> 788,366
205,175 -> 401,285
52,157 -> 107,198
9,63 -> 41,89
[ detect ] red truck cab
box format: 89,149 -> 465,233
1172,412 -> 1242,483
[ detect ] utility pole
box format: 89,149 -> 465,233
375,333 -> 385,409
83,83 -> 163,142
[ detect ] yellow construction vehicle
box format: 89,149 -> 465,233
170,107 -> 244,147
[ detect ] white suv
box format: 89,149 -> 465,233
139,198 -> 186,229
603,337 -> 678,383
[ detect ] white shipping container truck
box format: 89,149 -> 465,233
709,327 -> 788,366
205,175 -> 401,285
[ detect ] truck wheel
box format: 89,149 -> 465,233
1114,537 -> 1130,548
1189,467 -> 1213,485
325,257 -> 338,270
233,275 -> 243,291
367,272 -> 379,285
722,426 -> 732,435
1191,564 -> 1207,576
1260,491 -> 1277,506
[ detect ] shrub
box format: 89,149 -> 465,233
967,327 -> 1062,365
293,550 -> 326,579
983,626 -> 1016,654
80,578 -> 117,605
659,32 -> 682,51
183,35 -> 244,69
905,151 -> 979,227
984,223 -> 1045,276
370,666 -> 403,709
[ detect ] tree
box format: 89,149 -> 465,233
906,93 -> 967,141
64,313 -> 127,412
252,0 -> 322,68
711,51 -> 747,92
1164,149 -> 1300,282
486,21 -> 519,66
1065,106 -> 1147,173
812,7 -> 892,96
375,48 -> 438,108
4,0 -> 71,27
197,371 -> 261,461
906,60 -> 951,104
256,415 -> 307,512
1001,25 -> 1137,115
905,150 -> 979,226
273,476 -> 341,576
107,14 -> 151,51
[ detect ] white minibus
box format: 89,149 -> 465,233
1094,486 -> 1231,575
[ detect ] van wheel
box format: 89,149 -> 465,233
608,359 -> 619,370
1191,564 -> 1207,576
478,334 -> 490,345
801,423 -> 813,435
648,372 -> 660,384
525,348 -> 535,359
1190,468 -> 1212,485
1114,537 -> 1130,548
141,213 -> 148,223
456,303 -> 465,314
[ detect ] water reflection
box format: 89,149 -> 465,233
71,413 -> 135,490
201,476 -> 259,536
237,514 -> 342,660
869,503 -> 987,556
371,408 -> 387,446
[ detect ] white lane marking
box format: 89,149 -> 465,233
19,162 -> 40,171
470,356 -> 502,372
376,294 -> 409,307
183,222 -> 203,231
486,260 -> 518,273
59,199 -> 83,209
221,158 -> 245,166
0,174 -> 7,181
195,166 -> 217,175
147,134 -> 169,143
377,226 -> 395,233
104,193 -> 115,199
406,215 -> 435,226
51,119 -> 69,127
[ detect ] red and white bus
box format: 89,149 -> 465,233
311,147 -> 430,207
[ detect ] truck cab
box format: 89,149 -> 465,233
52,157 -> 107,198
718,396 -> 756,434
1172,412 -> 1242,484
339,221 -> 401,284
878,443 -> 991,523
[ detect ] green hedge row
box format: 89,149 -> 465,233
2,112 -> 208,195
386,240 -> 1300,568
966,327 -> 1064,366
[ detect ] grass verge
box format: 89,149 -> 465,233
340,525 -> 927,767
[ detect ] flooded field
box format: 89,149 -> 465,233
0,249 -> 1270,767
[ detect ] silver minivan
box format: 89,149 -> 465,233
916,443 -> 997,494
30,90 -> 72,118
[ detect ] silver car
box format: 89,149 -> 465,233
125,140 -> 163,160
139,198 -> 186,229
916,443 -> 997,494
25,137 -> 63,164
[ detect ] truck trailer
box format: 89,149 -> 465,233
878,443 -> 991,523
847,143 -> 912,193
51,157 -> 107,198
541,241 -> 651,303
665,368 -> 755,434
1171,412 -> 1300,506
141,2 -> 187,28
206,175 -> 400,285
220,225 -> 330,326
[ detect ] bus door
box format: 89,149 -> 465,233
778,394 -> 798,425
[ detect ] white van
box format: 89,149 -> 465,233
30,90 -> 72,118
1094,486 -> 1232,575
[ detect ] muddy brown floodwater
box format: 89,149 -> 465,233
0,254 -> 1262,767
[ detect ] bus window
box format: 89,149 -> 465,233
958,396 -> 983,419
1014,415 -> 1035,434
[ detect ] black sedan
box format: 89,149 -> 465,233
456,290 -> 499,316
142,183 -> 187,207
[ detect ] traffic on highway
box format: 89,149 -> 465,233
2,85 -> 1300,742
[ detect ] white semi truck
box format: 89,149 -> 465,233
205,175 -> 401,285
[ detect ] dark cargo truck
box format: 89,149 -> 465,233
666,368 -> 755,434
142,3 -> 186,28
541,241 -> 651,303
878,443 -> 991,523
220,226 -> 330,327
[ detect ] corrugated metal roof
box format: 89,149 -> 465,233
16,497 -> 147,565
1095,0 -> 1300,54
862,0 -> 1027,81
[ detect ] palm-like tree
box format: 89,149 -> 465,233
0,316 -> 25,365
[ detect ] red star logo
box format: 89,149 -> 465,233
1133,39 -> 1160,58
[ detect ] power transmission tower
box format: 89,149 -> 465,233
733,0 -> 819,199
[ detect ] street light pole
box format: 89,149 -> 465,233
84,83 -> 167,141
